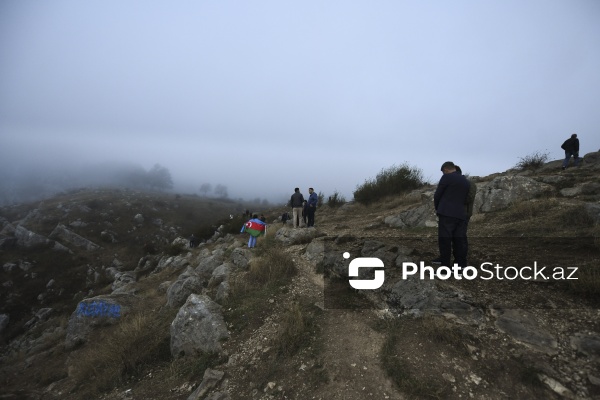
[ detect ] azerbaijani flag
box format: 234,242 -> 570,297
241,219 -> 267,237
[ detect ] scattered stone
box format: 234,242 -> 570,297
49,224 -> 100,251
570,333 -> 600,362
187,369 -> 225,400
538,374 -> 576,399
134,214 -> 144,224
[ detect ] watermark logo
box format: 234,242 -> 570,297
343,254 -> 579,288
344,252 -> 385,290
323,236 -> 592,310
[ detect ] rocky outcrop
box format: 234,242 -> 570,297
385,191 -> 438,228
582,150 -> 600,169
274,226 -> 323,245
474,175 -> 554,213
560,181 -> 600,198
491,308 -> 558,355
14,225 -> 53,248
156,253 -> 192,272
49,224 -> 100,251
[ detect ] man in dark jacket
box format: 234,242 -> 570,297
433,165 -> 476,266
306,187 -> 318,227
434,161 -> 471,269
561,133 -> 580,170
290,188 -> 305,228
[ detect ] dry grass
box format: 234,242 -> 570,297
249,246 -> 296,284
225,239 -> 297,335
274,302 -> 316,356
502,198 -> 559,221
557,204 -> 596,228
420,315 -> 469,351
69,311 -> 173,396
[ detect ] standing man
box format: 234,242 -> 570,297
433,165 -> 476,265
241,214 -> 266,248
561,133 -> 580,170
434,161 -> 471,270
290,188 -> 305,228
306,188 -> 318,227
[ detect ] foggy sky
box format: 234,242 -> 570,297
1,0 -> 599,203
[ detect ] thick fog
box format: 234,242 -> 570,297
1,1 -> 599,206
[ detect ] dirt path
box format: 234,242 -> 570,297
282,234 -> 404,400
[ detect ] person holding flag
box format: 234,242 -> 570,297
241,214 -> 267,248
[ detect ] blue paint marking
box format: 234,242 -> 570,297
77,301 -> 121,318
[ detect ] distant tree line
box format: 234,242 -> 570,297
198,183 -> 229,199
0,162 -> 174,206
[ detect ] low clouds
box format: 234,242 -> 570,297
1,1 -> 599,204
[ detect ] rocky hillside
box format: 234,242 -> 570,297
1,152 -> 599,400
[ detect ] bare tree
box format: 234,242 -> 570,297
147,164 -> 173,191
199,183 -> 212,196
214,184 -> 228,198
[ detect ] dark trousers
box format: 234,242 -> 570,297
306,206 -> 316,227
438,215 -> 468,267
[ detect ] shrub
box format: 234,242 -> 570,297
514,151 -> 549,170
274,302 -> 315,356
249,246 -> 296,285
353,163 -> 426,205
317,191 -> 325,207
327,190 -> 346,208
166,243 -> 185,256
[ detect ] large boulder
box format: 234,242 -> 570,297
166,267 -> 204,308
208,263 -> 232,288
65,294 -> 134,349
230,248 -> 252,269
195,255 -> 224,278
170,294 -> 229,358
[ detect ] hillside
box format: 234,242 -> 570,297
1,153 -> 599,400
